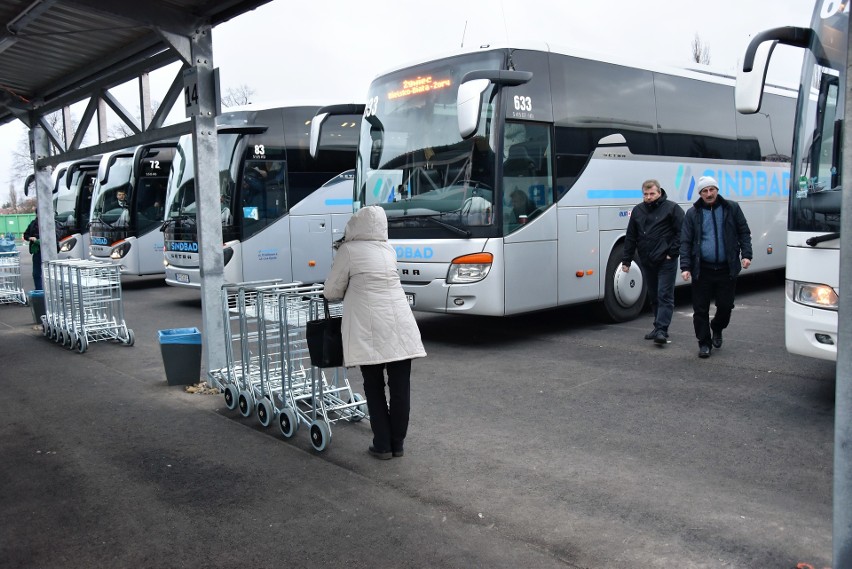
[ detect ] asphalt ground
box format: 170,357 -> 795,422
0,249 -> 837,569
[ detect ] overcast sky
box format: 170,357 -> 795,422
0,0 -> 814,203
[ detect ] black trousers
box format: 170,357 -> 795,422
360,359 -> 411,453
691,265 -> 737,347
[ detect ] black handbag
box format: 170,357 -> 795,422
305,298 -> 344,368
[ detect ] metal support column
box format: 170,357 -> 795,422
189,26 -> 227,376
836,23 -> 852,568
28,121 -> 57,265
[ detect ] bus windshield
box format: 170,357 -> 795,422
790,6 -> 847,233
92,156 -> 133,227
356,52 -> 503,232
166,133 -> 240,220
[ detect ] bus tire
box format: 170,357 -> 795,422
601,243 -> 646,323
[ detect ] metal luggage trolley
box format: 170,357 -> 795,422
42,259 -> 134,352
209,279 -> 288,417
276,290 -> 367,452
0,251 -> 27,306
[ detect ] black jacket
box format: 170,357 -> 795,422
679,194 -> 752,280
23,218 -> 40,255
622,189 -> 684,266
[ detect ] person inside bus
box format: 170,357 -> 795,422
323,205 -> 426,460
680,176 -> 752,358
115,188 -> 129,209
621,179 -> 684,345
507,189 -> 536,226
220,194 -> 232,225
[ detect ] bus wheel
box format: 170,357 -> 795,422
602,244 -> 646,322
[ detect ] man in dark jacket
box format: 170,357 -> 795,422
622,179 -> 684,344
23,215 -> 43,290
680,176 -> 752,358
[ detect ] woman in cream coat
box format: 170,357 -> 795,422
324,206 -> 426,459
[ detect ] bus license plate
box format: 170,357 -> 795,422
406,293 -> 415,307
176,273 -> 190,284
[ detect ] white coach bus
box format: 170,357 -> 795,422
737,0 -> 844,361
313,43 -> 796,319
88,141 -> 177,275
162,103 -> 360,287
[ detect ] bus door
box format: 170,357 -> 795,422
239,146 -> 292,282
501,121 -> 558,314
289,172 -> 354,284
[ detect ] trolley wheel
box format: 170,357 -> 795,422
223,385 -> 238,410
349,393 -> 366,422
66,332 -> 78,350
57,329 -> 66,345
237,390 -> 253,418
256,397 -> 274,428
601,242 -> 646,323
309,420 -> 331,452
41,320 -> 48,337
76,335 -> 87,354
278,407 -> 299,438
123,329 -> 135,346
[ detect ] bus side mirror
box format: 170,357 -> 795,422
457,70 -> 533,139
736,26 -> 812,114
309,112 -> 329,159
24,174 -> 34,197
736,40 -> 776,114
309,103 -> 366,159
457,79 -> 491,140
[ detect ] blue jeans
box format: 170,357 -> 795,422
645,257 -> 677,334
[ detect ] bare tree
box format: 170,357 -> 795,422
8,183 -> 18,213
691,33 -> 711,65
11,110 -> 78,179
221,84 -> 255,108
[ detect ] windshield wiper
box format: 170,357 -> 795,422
388,214 -> 471,238
806,232 -> 840,247
160,214 -> 193,231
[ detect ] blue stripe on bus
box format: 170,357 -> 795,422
324,198 -> 353,206
586,189 -> 643,199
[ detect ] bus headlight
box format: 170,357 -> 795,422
59,237 -> 77,253
787,280 -> 839,310
110,242 -> 131,259
446,252 -> 493,284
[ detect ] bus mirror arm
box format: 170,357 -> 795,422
460,70 -> 533,87
742,27 -> 812,72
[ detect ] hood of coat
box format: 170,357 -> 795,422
344,205 -> 388,242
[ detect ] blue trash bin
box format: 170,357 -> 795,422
158,328 -> 202,386
28,290 -> 45,325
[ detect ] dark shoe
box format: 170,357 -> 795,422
392,450 -> 404,458
644,330 -> 657,340
711,331 -> 723,349
698,345 -> 711,358
653,330 -> 668,345
368,446 -> 392,460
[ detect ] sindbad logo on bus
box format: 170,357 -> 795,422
395,246 -> 433,260
677,165 -> 790,201
167,241 -> 198,252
